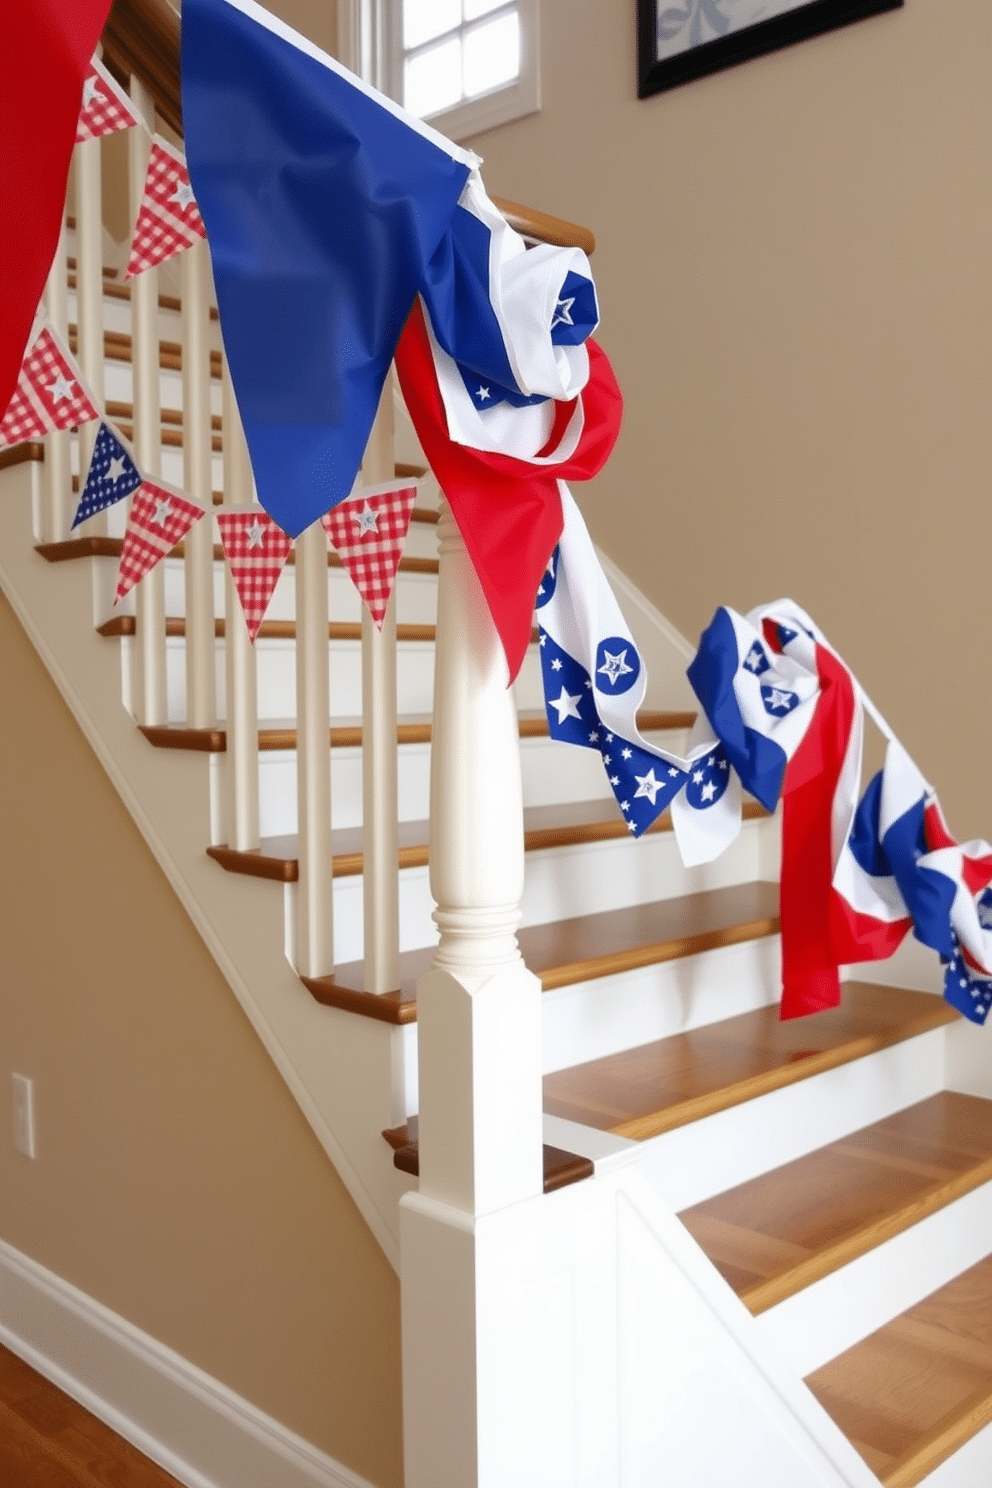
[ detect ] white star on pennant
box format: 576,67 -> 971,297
551,657 -> 562,671
476,385 -> 491,402
701,781 -> 717,803
246,519 -> 265,549
106,454 -> 128,483
151,497 -> 172,526
549,687 -> 583,725
589,731 -> 599,743
745,649 -> 764,672
598,649 -> 634,687
692,768 -> 704,785
169,179 -> 196,210
82,76 -> 105,109
46,372 -> 75,402
354,501 -> 378,536
627,821 -> 638,834
669,767 -> 680,777
766,689 -> 794,711
551,296 -> 575,330
634,769 -> 663,806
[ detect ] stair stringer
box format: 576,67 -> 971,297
0,458 -> 413,1271
401,1164 -> 882,1488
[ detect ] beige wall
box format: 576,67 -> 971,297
0,591 -> 402,1488
468,0 -> 992,837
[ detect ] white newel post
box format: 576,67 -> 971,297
360,380 -> 400,994
400,503 -> 544,1488
128,77 -> 168,726
181,239 -> 216,727
41,219 -> 72,542
220,364 -> 260,850
293,520 -> 334,978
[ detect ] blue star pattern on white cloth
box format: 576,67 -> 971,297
72,422 -> 143,528
684,749 -> 731,809
942,939 -> 992,1025
537,627 -> 686,836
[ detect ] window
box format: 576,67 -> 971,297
382,0 -> 540,141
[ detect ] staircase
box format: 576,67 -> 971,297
3,18 -> 992,1488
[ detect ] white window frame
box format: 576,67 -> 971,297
339,0 -> 540,142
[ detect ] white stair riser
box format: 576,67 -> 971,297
519,728 -> 692,806
541,933 -> 782,1074
324,864 -> 436,964
629,1025 -> 948,1211
522,816 -> 774,929
761,1176 -> 992,1377
102,357 -> 223,418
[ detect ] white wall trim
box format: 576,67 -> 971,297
0,1237 -> 379,1488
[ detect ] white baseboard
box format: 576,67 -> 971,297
0,1237 -> 379,1488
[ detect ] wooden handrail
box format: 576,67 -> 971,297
100,0 -> 595,252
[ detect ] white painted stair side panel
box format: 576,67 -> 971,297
761,1176 -> 992,1377
917,1420 -> 992,1488
627,1027 -> 948,1211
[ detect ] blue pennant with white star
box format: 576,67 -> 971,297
72,421 -> 143,528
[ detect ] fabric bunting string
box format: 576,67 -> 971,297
124,137 -> 206,280
216,509 -> 293,642
116,485 -> 206,601
0,320 -> 100,449
76,57 -> 145,142
73,421 -> 143,527
320,482 -> 418,630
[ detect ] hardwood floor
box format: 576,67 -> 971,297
0,1343 -> 183,1488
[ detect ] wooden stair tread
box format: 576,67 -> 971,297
542,984 -> 959,1142
806,1250 -> 992,1486
207,799 -> 770,884
381,1115 -> 594,1194
300,882 -> 780,1024
99,616 -> 439,644
679,1092 -> 992,1314
139,707 -> 692,755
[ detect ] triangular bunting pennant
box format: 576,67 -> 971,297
0,321 -> 100,449
76,58 -> 145,142
124,137 -> 206,280
72,421 -> 142,527
115,482 -> 206,601
320,482 -> 418,628
216,509 -> 293,643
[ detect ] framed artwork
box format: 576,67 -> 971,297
637,0 -> 903,98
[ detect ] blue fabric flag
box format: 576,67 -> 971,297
180,0 -> 476,537
72,421 -> 143,528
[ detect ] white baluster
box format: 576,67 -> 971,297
128,76 -> 167,726
181,239 -> 216,727
400,504 -> 543,1488
294,520 -> 334,977
221,363 -> 260,850
74,134 -> 105,514
41,218 -> 72,542
360,378 -> 400,994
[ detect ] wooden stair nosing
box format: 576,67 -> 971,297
881,1379 -> 992,1488
99,615 -> 439,644
300,882 -> 782,1025
206,800 -> 771,886
679,1092 -> 992,1317
382,1116 -> 594,1193
139,707 -> 693,757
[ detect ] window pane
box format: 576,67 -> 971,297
463,0 -> 511,20
405,37 -> 463,117
463,12 -> 519,99
403,0 -> 461,51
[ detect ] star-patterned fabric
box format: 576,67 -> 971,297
124,137 -> 206,280
320,482 -> 417,629
0,323 -> 100,448
72,421 -> 143,526
115,484 -> 206,601
216,509 -> 293,642
76,58 -> 145,143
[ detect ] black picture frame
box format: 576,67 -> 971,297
637,0 -> 903,98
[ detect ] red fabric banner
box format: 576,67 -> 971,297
395,300 -> 623,683
0,1 -> 114,417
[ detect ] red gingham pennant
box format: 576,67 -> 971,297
76,59 -> 145,143
216,510 -> 293,643
320,483 -> 418,629
115,483 -> 206,602
124,137 -> 206,280
0,322 -> 100,449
